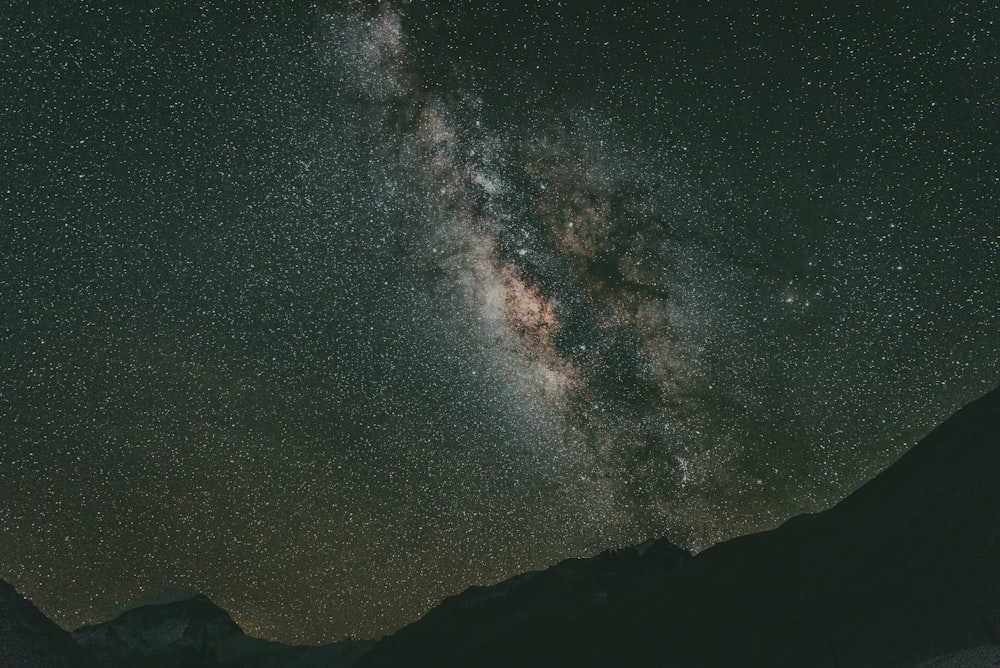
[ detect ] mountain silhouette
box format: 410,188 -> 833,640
71,593 -> 373,667
0,579 -> 86,667
356,384 -> 1000,667
2,384 -> 998,667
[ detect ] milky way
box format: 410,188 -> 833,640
2,0 -> 998,643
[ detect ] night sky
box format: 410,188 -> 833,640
2,0 -> 998,644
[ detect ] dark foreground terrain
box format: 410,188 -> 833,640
3,384 -> 999,667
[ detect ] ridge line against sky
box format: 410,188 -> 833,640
1,0 -> 997,643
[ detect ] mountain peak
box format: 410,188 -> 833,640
72,592 -> 244,665
0,579 -> 85,667
72,591 -> 377,667
356,385 -> 1000,667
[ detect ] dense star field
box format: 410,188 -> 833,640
2,0 -> 998,644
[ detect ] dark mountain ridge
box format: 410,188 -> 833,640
0,578 -> 86,667
2,384 -> 998,667
71,593 -> 374,667
357,384 -> 1000,667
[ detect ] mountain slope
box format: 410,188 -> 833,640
370,536 -> 691,664
72,593 -> 374,668
357,385 -> 1000,668
0,579 -> 86,668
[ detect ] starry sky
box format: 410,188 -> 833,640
1,0 -> 998,644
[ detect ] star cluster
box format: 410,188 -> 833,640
1,0 -> 997,643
